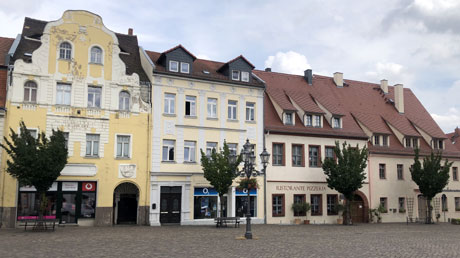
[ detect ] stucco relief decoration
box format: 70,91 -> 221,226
189,82 -> 195,88
119,164 -> 136,178
167,79 -> 174,85
210,84 -> 216,91
164,121 -> 175,135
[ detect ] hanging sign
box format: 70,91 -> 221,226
82,182 -> 96,192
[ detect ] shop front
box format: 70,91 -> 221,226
17,181 -> 97,225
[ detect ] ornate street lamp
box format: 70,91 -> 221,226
232,139 -> 270,240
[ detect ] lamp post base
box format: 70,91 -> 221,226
244,232 -> 253,239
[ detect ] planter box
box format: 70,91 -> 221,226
451,219 -> 460,225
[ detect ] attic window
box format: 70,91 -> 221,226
180,62 -> 190,74
405,137 -> 418,148
169,60 -> 179,72
241,71 -> 249,82
232,70 -> 240,81
203,70 -> 210,74
432,139 -> 444,150
305,114 -> 313,126
285,112 -> 293,125
332,117 -> 341,129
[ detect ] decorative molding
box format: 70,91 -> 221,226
60,163 -> 97,177
119,164 -> 136,178
176,124 -> 245,132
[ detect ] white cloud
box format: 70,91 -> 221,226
264,51 -> 311,75
431,108 -> 460,133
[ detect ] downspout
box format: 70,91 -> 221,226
145,85 -> 152,225
367,152 -> 372,217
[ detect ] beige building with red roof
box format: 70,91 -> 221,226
257,69 -> 460,224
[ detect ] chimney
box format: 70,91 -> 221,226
333,72 -> 343,87
394,84 -> 404,113
265,68 -> 271,72
304,69 -> 313,85
128,28 -> 133,36
380,79 -> 388,94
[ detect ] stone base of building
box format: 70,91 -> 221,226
0,207 -> 17,228
138,206 -> 149,225
95,207 -> 113,226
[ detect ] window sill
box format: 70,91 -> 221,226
163,113 -> 176,117
327,213 -> 339,216
58,58 -> 71,62
84,156 -> 100,159
89,62 -> 103,66
115,157 -> 131,160
161,160 -> 176,163
272,214 -> 285,217
272,164 -> 285,167
292,165 -> 304,167
245,120 -> 256,124
185,115 -> 197,119
311,214 -> 322,216
207,117 -> 218,121
183,161 -> 197,164
227,119 -> 238,123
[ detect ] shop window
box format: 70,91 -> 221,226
236,195 -> 257,218
293,194 -> 306,217
379,164 -> 386,179
272,143 -> 284,166
272,194 -> 284,217
17,191 -> 57,220
327,194 -> 338,215
311,194 -> 322,216
194,196 -> 217,219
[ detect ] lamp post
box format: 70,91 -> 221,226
230,139 -> 270,240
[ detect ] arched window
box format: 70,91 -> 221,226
24,81 -> 37,103
90,46 -> 103,64
59,42 -> 72,60
119,91 -> 130,111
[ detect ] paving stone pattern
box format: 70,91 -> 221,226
0,223 -> 459,257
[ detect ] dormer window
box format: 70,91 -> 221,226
314,115 -> 322,127
305,114 -> 313,126
169,61 -> 179,72
180,62 -> 190,73
373,135 -> 389,147
241,71 -> 249,82
432,139 -> 444,149
232,70 -> 240,81
332,117 -> 341,128
285,112 -> 293,125
374,135 -> 380,145
405,137 -> 418,148
382,135 -> 388,146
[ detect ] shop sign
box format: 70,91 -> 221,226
194,187 -> 218,196
275,185 -> 326,192
235,188 -> 257,196
82,182 -> 96,192
62,182 -> 78,191
20,182 -> 58,192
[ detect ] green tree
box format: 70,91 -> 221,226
410,148 -> 452,224
322,141 -> 368,225
200,142 -> 242,218
1,121 -> 68,222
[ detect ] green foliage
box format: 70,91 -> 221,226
292,202 -> 311,213
410,148 -> 452,201
200,141 -> 242,203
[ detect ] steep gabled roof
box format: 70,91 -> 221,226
217,55 -> 255,72
157,44 -> 197,64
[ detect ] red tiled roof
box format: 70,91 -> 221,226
0,37 -> 14,66
447,127 -> 460,151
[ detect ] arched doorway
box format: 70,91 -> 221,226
114,182 -> 139,225
349,191 -> 369,223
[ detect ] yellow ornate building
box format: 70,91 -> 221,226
0,10 -> 151,227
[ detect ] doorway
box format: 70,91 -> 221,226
160,186 -> 182,224
418,195 -> 427,221
114,182 -> 139,224
350,194 -> 365,223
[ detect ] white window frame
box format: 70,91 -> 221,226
180,62 -> 190,73
24,81 -> 37,103
228,143 -> 238,155
332,117 -> 341,128
185,95 -> 196,116
56,83 -> 72,106
285,112 -> 293,125
90,46 -> 103,64
63,132 -> 69,150
231,70 -> 240,81
246,102 -> 255,121
59,42 -> 72,60
305,114 -> 312,126
164,93 -> 176,114
169,60 -> 179,72
184,141 -> 196,162
207,98 -> 217,118
119,91 -> 130,111
314,115 -> 321,127
241,71 -> 249,82
206,142 -> 218,156
115,134 -> 131,159
228,100 -> 237,120
86,134 -> 100,157
87,86 -> 102,108
162,140 -> 175,161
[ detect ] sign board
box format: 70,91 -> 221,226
62,182 -> 78,191
235,188 -> 257,196
194,187 -> 218,196
20,182 -> 58,192
82,182 -> 96,192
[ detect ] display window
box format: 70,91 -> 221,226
235,189 -> 257,217
194,188 -> 218,219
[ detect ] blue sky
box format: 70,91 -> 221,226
1,0 -> 459,132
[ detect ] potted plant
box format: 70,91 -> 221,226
398,208 -> 406,213
302,202 -> 311,224
237,178 -> 259,190
336,203 -> 345,224
292,203 -> 303,224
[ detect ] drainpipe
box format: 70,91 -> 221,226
368,153 -> 372,217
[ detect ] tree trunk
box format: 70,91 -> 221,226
426,198 -> 432,224
343,198 -> 352,225
219,194 -> 224,218
35,192 -> 48,230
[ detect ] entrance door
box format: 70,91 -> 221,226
60,193 -> 77,224
160,186 -> 182,224
418,195 -> 427,221
117,194 -> 138,224
350,195 -> 365,223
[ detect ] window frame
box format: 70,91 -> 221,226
206,142 -> 218,156
24,81 -> 38,103
185,95 -> 197,116
162,139 -> 175,161
332,117 -> 341,128
59,42 -> 72,60
246,102 -> 255,121
308,145 -> 321,167
231,70 -> 240,81
379,164 -> 386,179
85,134 -> 100,157
180,62 -> 190,73
184,141 -> 196,162
327,194 -> 338,215
453,167 -> 458,181
116,135 -> 131,159
87,86 -> 102,109
164,93 -> 176,114
314,115 -> 321,127
90,46 -> 103,64
272,143 -> 285,166
379,197 -> 388,213
293,194 -> 306,217
325,146 -> 336,161
398,197 -> 405,211
207,98 -> 218,118
119,91 -> 130,111
310,194 -> 323,216
455,197 -> 460,211
228,100 -> 238,120
169,60 -> 179,72
305,114 -> 313,127
397,164 -> 404,180
56,83 -> 72,106
272,194 -> 285,217
241,71 -> 249,82
285,112 -> 294,125
291,144 -> 304,167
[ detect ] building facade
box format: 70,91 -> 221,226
0,10 -> 151,227
140,46 -> 265,225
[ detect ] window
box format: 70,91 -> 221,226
314,115 -> 321,127
272,143 -> 284,166
241,71 -> 249,82
231,70 -> 240,81
379,164 -> 386,179
285,112 -> 293,125
412,138 -> 418,148
397,164 -> 404,180
194,191 -> 218,219
379,197 -> 388,213
442,194 -> 448,212
382,135 -> 388,146
228,143 -> 237,155
292,144 -> 303,167
169,60 -> 179,72
180,62 -> 190,73
309,146 -> 320,167
164,93 -> 175,114
305,114 -> 312,126
327,195 -> 338,215
311,194 -> 322,216
116,135 -> 130,158
59,42 -> 72,60
27,129 -> 38,139
86,134 -> 100,157
325,146 -> 335,160
455,197 -> 460,211
184,141 -> 196,162
374,135 -> 380,145
119,91 -> 130,111
206,142 -> 217,156
90,46 -> 102,64
405,137 -> 411,147
228,100 -> 237,120
56,83 -> 71,105
453,167 -> 458,181
246,102 -> 255,121
398,197 -> 405,212
207,98 -> 217,118
406,137 -> 418,148
293,194 -> 306,216
63,132 -> 69,150
438,140 -> 444,149
433,139 -> 444,149
87,86 -> 101,108
24,81 -> 37,103
162,140 -> 175,161
272,194 -> 284,217
185,96 -> 196,116
332,117 -> 341,128
236,195 -> 257,217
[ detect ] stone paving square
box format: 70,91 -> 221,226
0,223 -> 459,257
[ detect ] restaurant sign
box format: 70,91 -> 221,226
275,185 -> 327,192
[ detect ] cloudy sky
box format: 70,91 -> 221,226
1,0 -> 459,133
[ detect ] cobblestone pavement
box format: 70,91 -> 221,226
1,223 -> 459,257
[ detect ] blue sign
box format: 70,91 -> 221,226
235,188 -> 257,196
194,187 -> 218,196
